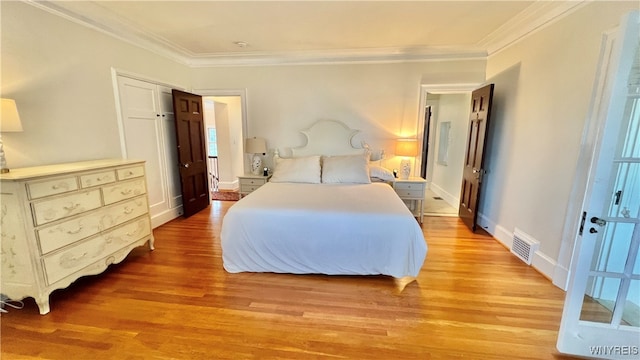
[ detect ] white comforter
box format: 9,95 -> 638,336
220,182 -> 427,278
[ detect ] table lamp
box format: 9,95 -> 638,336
245,137 -> 267,175
395,138 -> 418,180
1,99 -> 23,173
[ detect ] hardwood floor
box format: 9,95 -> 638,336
1,201 -> 580,359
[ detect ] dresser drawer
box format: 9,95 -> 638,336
117,166 -> 145,180
102,178 -> 147,205
27,177 -> 78,200
241,184 -> 262,193
100,196 -> 149,230
394,182 -> 423,191
37,213 -> 103,255
32,190 -> 102,226
395,189 -> 425,198
239,178 -> 267,186
43,216 -> 151,285
80,170 -> 116,188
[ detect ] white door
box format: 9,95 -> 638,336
557,12 -> 640,359
116,76 -> 183,226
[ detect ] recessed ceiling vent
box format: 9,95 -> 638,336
511,228 -> 539,265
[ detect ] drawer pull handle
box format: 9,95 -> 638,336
63,203 -> 80,212
51,183 -> 68,190
66,226 -> 83,234
120,189 -> 133,195
123,207 -> 134,215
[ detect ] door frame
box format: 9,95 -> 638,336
552,26 -> 624,290
414,82 -> 483,187
192,88 -> 249,177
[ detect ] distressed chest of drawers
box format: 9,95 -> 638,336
0,159 -> 154,314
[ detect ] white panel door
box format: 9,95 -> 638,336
117,76 -> 172,222
158,85 -> 182,210
557,11 -> 640,359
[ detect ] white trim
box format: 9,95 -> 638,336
416,82 -> 482,181
477,212 -> 559,282
481,0 -> 588,57
151,207 -> 183,229
26,0 -> 587,67
428,182 -> 459,210
553,27 -> 619,289
218,180 -> 239,191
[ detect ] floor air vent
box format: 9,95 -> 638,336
511,228 -> 540,265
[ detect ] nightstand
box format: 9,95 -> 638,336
393,177 -> 427,224
238,174 -> 271,198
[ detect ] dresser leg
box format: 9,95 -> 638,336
148,235 -> 155,251
36,297 -> 50,315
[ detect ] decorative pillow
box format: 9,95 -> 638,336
369,165 -> 395,182
270,155 -> 321,183
321,154 -> 371,184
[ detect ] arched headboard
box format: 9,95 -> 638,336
290,120 -> 367,157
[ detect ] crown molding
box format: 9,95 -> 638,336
25,0 -> 193,65
25,0 -> 590,67
478,0 -> 589,56
186,47 -> 488,67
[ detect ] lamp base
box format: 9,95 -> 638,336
400,159 -> 411,180
251,154 -> 262,175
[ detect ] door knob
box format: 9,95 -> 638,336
590,217 -> 606,227
589,228 -> 598,234
181,163 -> 190,168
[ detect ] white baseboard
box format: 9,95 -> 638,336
429,183 -> 459,209
552,264 -> 570,291
218,179 -> 239,191
151,206 -> 183,229
477,212 -> 561,288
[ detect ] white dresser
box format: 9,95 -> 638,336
0,159 -> 154,314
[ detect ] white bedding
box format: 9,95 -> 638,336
220,182 -> 427,278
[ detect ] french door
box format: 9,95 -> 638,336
557,11 -> 640,359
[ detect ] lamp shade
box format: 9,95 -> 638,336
245,137 -> 267,154
395,138 -> 418,157
1,99 -> 23,132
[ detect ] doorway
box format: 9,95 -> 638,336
196,89 -> 248,197
418,86 -> 479,216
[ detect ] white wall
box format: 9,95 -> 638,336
189,61 -> 486,171
430,93 -> 471,206
0,1 -> 190,168
481,2 -> 638,281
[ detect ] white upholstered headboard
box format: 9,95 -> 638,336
282,120 -> 367,158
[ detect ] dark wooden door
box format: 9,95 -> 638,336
420,106 -> 432,179
458,84 -> 494,231
171,89 -> 210,217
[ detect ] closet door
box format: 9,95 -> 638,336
157,86 -> 182,211
117,76 -> 182,226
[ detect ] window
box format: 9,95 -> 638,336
207,127 -> 218,157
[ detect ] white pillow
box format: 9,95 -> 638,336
321,154 -> 371,184
369,165 -> 395,181
270,155 -> 321,183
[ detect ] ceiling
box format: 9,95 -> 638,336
30,0 -> 587,66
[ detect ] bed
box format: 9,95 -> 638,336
220,120 -> 427,278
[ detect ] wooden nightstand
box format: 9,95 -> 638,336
238,174 -> 271,198
393,177 -> 427,224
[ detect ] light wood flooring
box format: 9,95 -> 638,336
0,201 -> 580,360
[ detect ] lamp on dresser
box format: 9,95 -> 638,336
245,137 -> 267,175
395,138 -> 418,180
0,99 -> 24,173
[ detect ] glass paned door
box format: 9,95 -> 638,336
557,11 -> 640,359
